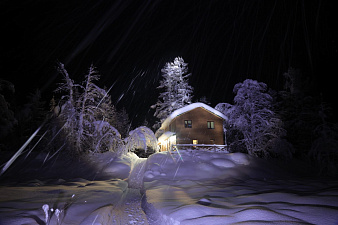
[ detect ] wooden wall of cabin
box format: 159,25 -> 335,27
166,107 -> 225,145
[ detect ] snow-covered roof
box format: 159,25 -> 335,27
160,102 -> 227,130
158,131 -> 176,143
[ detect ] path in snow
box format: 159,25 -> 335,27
81,158 -> 149,224
128,157 -> 147,189
81,188 -> 148,225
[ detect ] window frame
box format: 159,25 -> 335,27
184,120 -> 192,128
207,121 -> 215,129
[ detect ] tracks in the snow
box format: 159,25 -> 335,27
112,188 -> 149,225
81,158 -> 149,225
80,188 -> 148,224
128,158 -> 147,189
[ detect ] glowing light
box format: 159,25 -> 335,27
169,135 -> 176,143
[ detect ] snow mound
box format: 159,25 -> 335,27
227,152 -> 250,165
99,152 -> 142,179
144,171 -> 155,179
210,158 -> 236,168
197,162 -> 217,171
144,150 -> 251,181
103,161 -> 130,179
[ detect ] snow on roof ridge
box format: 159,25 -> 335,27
160,102 -> 227,130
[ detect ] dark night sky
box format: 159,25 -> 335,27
1,0 -> 337,126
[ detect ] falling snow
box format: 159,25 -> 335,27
1,1 -> 338,224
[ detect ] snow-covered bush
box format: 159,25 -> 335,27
152,57 -> 194,129
41,193 -> 76,225
124,126 -> 158,154
92,120 -> 123,154
42,204 -> 49,223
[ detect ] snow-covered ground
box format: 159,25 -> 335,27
0,152 -> 148,224
143,150 -> 338,224
1,150 -> 338,224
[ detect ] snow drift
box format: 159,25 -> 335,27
143,150 -> 338,224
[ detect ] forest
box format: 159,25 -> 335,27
1,58 -> 338,176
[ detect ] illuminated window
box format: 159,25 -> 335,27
184,120 -> 192,128
193,139 -> 198,148
207,121 -> 214,129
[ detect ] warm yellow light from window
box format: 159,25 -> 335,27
169,135 -> 176,143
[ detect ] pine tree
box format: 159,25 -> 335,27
115,108 -> 130,138
0,79 -> 17,144
22,89 -> 47,133
99,87 -> 117,125
309,100 -> 338,174
277,68 -> 320,158
152,57 -> 193,128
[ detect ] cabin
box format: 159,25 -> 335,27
156,103 -> 227,152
